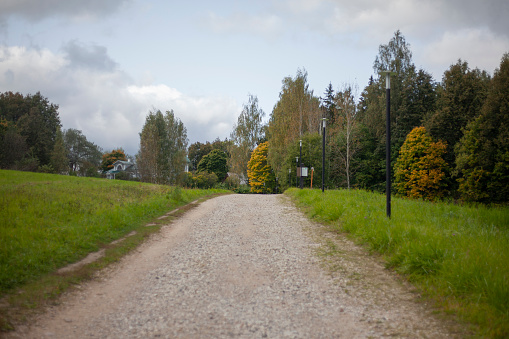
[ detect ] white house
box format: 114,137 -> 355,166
106,160 -> 138,180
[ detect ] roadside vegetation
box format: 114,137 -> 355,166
0,170 -> 229,330
286,188 -> 509,338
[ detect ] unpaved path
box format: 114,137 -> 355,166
7,195 -> 462,338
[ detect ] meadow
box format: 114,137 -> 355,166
286,188 -> 509,338
0,170 -> 227,295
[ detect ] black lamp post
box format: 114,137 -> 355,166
380,71 -> 396,218
322,117 -> 327,193
295,156 -> 299,188
299,139 -> 303,189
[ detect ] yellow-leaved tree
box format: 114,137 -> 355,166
247,142 -> 275,193
394,126 -> 448,201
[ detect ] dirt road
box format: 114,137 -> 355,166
7,195 -> 461,338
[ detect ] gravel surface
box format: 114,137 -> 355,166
8,194 -> 462,338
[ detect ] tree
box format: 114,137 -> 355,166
188,142 -> 213,172
227,94 -> 265,182
64,128 -> 102,174
0,119 -> 27,169
455,53 -> 509,203
136,109 -> 188,185
329,85 -> 360,189
394,127 -> 448,201
267,69 -> 321,180
321,83 -> 336,125
354,31 -> 437,192
197,149 -> 228,182
101,149 -> 127,172
137,114 -> 161,183
247,142 -> 275,193
0,91 -> 61,168
424,60 -> 490,167
50,127 -> 68,174
164,110 -> 189,184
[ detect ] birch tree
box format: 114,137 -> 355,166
227,94 -> 265,182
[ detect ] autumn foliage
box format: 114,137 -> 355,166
394,127 -> 447,201
247,142 -> 275,193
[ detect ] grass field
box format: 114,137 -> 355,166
0,170 -> 227,295
285,188 -> 509,338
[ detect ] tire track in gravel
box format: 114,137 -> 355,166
7,194 -> 462,338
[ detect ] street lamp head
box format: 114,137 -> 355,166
379,70 -> 397,90
296,157 -> 299,163
299,139 -> 302,147
322,117 -> 327,128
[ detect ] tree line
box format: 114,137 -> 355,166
262,30 -> 508,204
0,91 -> 134,177
1,30 -> 507,204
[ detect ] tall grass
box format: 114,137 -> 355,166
0,170 -> 225,294
286,188 -> 509,338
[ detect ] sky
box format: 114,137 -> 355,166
1,0 -> 508,156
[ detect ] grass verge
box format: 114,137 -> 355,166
0,169 -> 230,331
285,188 -> 509,338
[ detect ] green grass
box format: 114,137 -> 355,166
285,188 -> 509,338
0,169 -> 227,295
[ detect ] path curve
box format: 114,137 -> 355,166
7,195 -> 459,338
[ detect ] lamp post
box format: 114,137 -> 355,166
299,140 -> 303,189
295,157 -> 299,188
288,168 -> 291,187
322,117 -> 327,193
380,71 -> 396,218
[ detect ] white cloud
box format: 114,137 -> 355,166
421,28 -> 509,77
0,44 -> 240,155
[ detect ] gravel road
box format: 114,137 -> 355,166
8,194 -> 461,338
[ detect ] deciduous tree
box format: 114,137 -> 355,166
394,127 -> 447,201
228,94 -> 265,182
267,69 -> 321,180
136,109 -> 188,185
197,149 -> 228,182
247,142 -> 275,193
50,127 -> 68,174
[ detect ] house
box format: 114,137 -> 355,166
106,160 -> 138,180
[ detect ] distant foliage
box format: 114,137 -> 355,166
197,149 -> 228,182
247,142 -> 275,193
182,171 -> 218,189
394,127 -> 447,201
455,53 -> 509,203
136,109 -> 188,185
0,91 -> 61,170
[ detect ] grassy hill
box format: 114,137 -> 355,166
0,170 -> 226,294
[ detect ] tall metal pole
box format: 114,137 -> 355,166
322,118 -> 326,193
299,140 -> 303,189
381,71 -> 395,218
295,157 -> 299,188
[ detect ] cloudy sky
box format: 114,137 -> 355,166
1,0 -> 508,156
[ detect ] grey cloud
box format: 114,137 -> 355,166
434,0 -> 509,37
0,0 -> 131,22
63,41 -> 118,71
